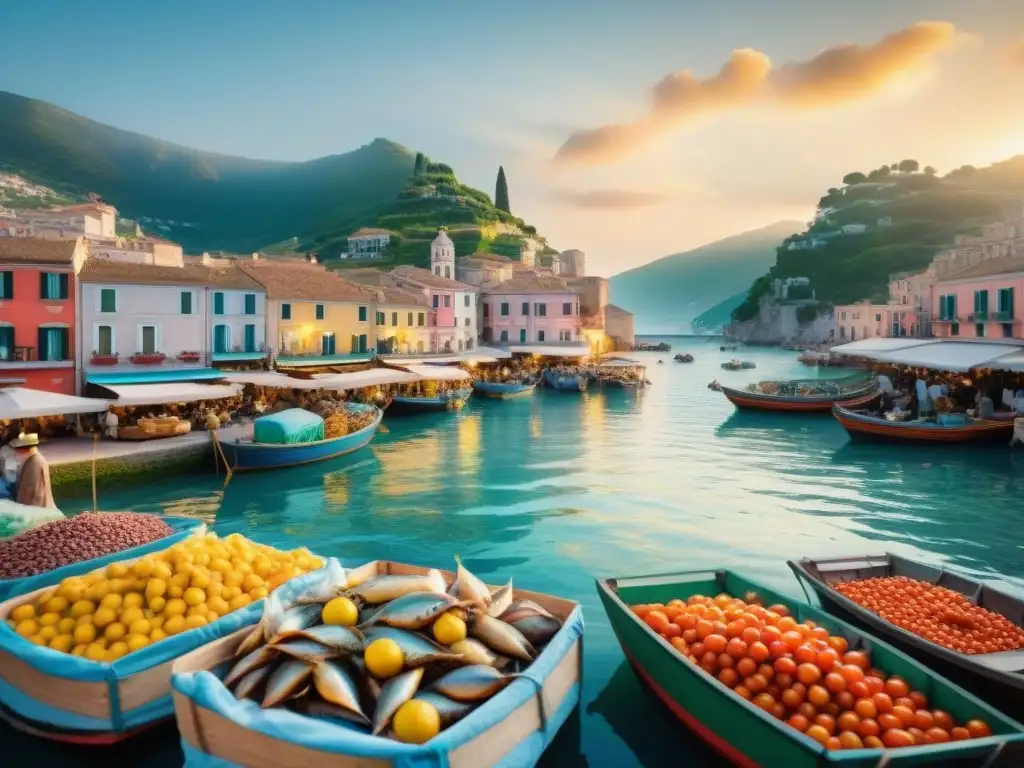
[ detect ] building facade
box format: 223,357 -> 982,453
482,275 -> 580,345
344,228 -> 392,260
558,249 -> 586,277
832,302 -> 890,342
931,254 -> 1023,340
203,260 -> 268,364
338,269 -> 435,354
9,202 -> 117,240
0,238 -> 86,394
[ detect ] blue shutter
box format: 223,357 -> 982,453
213,292 -> 225,315
0,272 -> 12,299
214,325 -> 227,354
244,324 -> 256,352
245,294 -> 256,315
0,326 -> 13,360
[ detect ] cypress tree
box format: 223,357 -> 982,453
495,166 -> 510,213
413,152 -> 425,176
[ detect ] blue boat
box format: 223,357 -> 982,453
220,404 -> 382,472
543,368 -> 587,392
471,377 -> 539,398
389,387 -> 472,414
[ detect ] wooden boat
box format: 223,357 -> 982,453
597,568 -> 1024,767
720,382 -> 880,413
543,368 -> 587,392
471,377 -> 539,398
118,419 -> 192,441
220,404 -> 382,471
832,405 -> 1014,444
389,387 -> 472,413
790,553 -> 1024,717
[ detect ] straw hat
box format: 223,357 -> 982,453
9,432 -> 40,448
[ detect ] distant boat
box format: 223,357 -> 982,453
471,377 -> 539,398
390,387 -> 472,413
720,382 -> 879,412
543,369 -> 587,392
832,405 -> 1014,444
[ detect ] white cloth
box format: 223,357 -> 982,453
0,444 -> 16,485
1003,389 -> 1015,409
104,411 -> 119,440
1014,418 -> 1024,446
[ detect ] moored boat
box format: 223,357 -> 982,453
789,553 -> 1024,717
220,404 -> 382,471
543,368 -> 587,392
390,387 -> 472,413
597,568 -> 1024,767
720,381 -> 880,413
471,377 -> 539,398
832,405 -> 1014,444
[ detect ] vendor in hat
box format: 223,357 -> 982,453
10,433 -> 56,509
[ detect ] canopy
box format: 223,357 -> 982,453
315,369 -> 420,388
99,382 -> 242,406
223,372 -> 327,390
974,349 -> 1024,372
830,338 -> 941,356
86,367 -> 225,385
506,344 -> 590,358
398,364 -> 471,382
378,347 -> 510,364
0,388 -> 110,419
599,357 -> 642,368
869,341 -> 1024,372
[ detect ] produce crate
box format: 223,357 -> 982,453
171,559 -> 584,768
0,515 -> 205,601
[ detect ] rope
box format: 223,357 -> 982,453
91,433 -> 99,513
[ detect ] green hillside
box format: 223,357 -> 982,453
691,291 -> 747,333
609,221 -> 803,334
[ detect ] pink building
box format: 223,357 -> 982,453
390,265 -> 478,352
482,275 -> 580,345
886,270 -> 932,337
931,254 -> 1023,339
833,302 -> 889,342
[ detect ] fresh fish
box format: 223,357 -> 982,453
235,625 -> 266,658
312,660 -> 369,725
345,561 -> 378,589
294,560 -> 348,604
292,625 -> 365,653
345,569 -> 446,604
269,604 -> 322,642
232,665 -> 272,700
413,691 -> 475,726
350,656 -> 382,703
509,614 -> 561,646
468,611 -> 537,662
429,664 -> 513,702
372,667 -> 424,735
304,698 -> 372,728
450,555 -> 491,605
363,627 -> 464,667
487,579 -> 514,618
224,645 -> 277,688
261,660 -> 313,708
499,599 -> 556,624
449,638 -> 510,669
269,638 -> 341,663
358,592 -> 464,630
261,589 -> 289,641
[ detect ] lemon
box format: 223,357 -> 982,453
58,580 -> 85,603
184,614 -> 208,630
38,626 -> 58,642
186,603 -> 209,618
248,586 -> 268,602
84,582 -> 109,602
224,570 -> 244,588
365,638 -> 404,678
321,597 -> 359,627
149,614 -> 165,630
132,559 -> 154,578
71,644 -> 87,657
208,596 -> 230,616
107,563 -> 129,579
120,607 -> 144,627
85,643 -> 106,662
432,613 -> 467,645
392,700 -> 441,744
163,615 -> 186,636
57,617 -> 76,634
15,620 -> 38,638
70,599 -> 96,619
228,594 -> 252,611
105,641 -> 129,661
190,568 -> 211,590
164,598 -> 187,617
152,562 -> 173,580
123,592 -> 145,609
183,587 -> 206,607
129,618 -> 151,636
93,607 -> 116,629
149,628 -> 167,643
49,634 -> 75,653
11,604 -> 36,622
108,578 -> 131,595
146,578 -> 168,599
100,593 -> 123,610
126,634 -> 149,652
148,596 -> 167,614
43,595 -> 69,614
104,622 -> 127,642
38,611 -> 61,627
74,623 -> 97,644
169,572 -> 190,591
241,573 -> 264,591
222,585 -> 241,601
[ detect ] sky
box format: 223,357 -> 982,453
4,0 -> 1024,277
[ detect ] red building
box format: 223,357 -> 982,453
0,237 -> 86,394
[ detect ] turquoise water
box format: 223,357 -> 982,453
10,339 -> 1024,766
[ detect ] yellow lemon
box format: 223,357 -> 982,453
392,700 -> 441,744
57,617 -> 77,634
43,595 -> 69,614
72,643 -> 87,656
168,585 -> 184,598
58,580 -> 86,603
152,562 -> 173,580
84,581 -> 109,602
104,622 -> 127,642
163,615 -> 186,636
183,587 -> 206,607
364,638 -> 404,678
128,618 -> 151,636
126,634 -> 149,652
148,596 -> 167,614
70,599 -> 96,619
11,604 -> 36,622
207,596 -> 230,616
149,627 -> 167,643
132,559 -> 154,578
169,572 -> 191,591
205,610 -> 219,623
74,623 -> 97,644
190,568 -> 211,590
100,593 -> 123,610
149,614 -> 165,630
105,641 -> 129,661
15,620 -> 39,638
184,614 -> 208,630
206,581 -> 224,599
146,578 -> 168,599
85,643 -> 106,662
38,626 -> 58,642
432,613 -> 467,645
120,607 -> 144,627
107,563 -> 130,579
228,594 -> 252,611
210,557 -> 232,575
92,607 -> 116,629
248,586 -> 268,602
224,570 -> 244,588
186,603 -> 208,618
241,573 -> 264,591
123,592 -> 145,609
222,585 -> 241,601
37,611 -> 61,628
164,598 -> 187,617
321,597 -> 359,627
49,634 -> 75,653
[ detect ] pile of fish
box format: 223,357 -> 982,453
220,557 -> 564,743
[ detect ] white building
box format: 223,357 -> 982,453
559,249 -> 586,277
13,203 -> 117,240
201,257 -> 268,362
841,223 -> 867,235
344,228 -> 392,260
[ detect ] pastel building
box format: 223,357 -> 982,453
335,269 -> 434,354
0,237 -> 87,394
482,275 -> 580,345
9,202 -> 117,240
344,228 -> 392,260
931,254 -> 1023,340
832,302 -> 890,342
200,257 -> 268,364
887,270 -> 932,337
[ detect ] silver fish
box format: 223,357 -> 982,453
304,698 -> 372,728
509,614 -> 561,646
269,638 -> 341,663
468,611 -> 537,661
358,591 -> 464,630
292,625 -> 365,653
261,589 -> 288,642
372,667 -> 424,735
345,569 -> 446,604
270,604 -> 323,642
450,555 -> 491,605
500,599 -> 556,624
294,560 -> 348,604
232,665 -> 272,700
235,625 -> 265,658
312,661 -> 369,725
487,579 -> 514,618
224,644 -> 277,688
363,627 -> 464,668
350,656 -> 382,703
261,659 -> 313,708
429,664 -> 513,702
345,561 -> 378,589
449,638 -> 511,669
413,691 -> 475,726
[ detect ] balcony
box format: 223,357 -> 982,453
0,349 -> 75,369
933,315 -> 959,323
968,311 -> 989,322
992,310 -> 1017,322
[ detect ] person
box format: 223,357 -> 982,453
104,406 -> 119,439
10,433 -> 56,509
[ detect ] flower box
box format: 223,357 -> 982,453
177,352 -> 201,363
130,353 -> 166,365
90,353 -> 119,366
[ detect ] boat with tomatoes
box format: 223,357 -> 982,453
720,378 -> 880,413
597,568 -> 1024,766
832,405 -> 1014,444
789,554 -> 1024,718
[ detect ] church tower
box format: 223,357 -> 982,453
519,240 -> 536,268
431,227 -> 455,279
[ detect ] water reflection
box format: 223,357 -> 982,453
373,432 -> 442,498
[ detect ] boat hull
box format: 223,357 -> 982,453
790,554 -> 1024,718
832,406 -> 1014,444
471,379 -> 538,398
389,388 -> 472,413
721,384 -> 879,413
219,405 -> 382,471
0,702 -> 167,745
542,369 -> 587,392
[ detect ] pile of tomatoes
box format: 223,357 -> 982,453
631,592 -> 994,751
833,576 -> 1024,655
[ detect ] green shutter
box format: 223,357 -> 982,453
359,306 -> 367,321
245,294 -> 256,315
181,291 -> 192,314
351,335 -> 359,353
58,273 -> 69,299
213,292 -> 224,315
282,303 -> 291,319
244,324 -> 256,352
1,271 -> 11,299
37,327 -> 48,360
101,289 -> 116,313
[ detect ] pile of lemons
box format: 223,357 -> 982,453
6,532 -> 322,663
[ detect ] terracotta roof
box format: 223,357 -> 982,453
340,269 -> 428,306
206,265 -> 266,292
238,260 -> 375,302
79,258 -> 212,286
0,237 -> 78,265
940,255 -> 1024,282
348,227 -> 391,238
391,265 -> 476,291
485,275 -> 575,295
466,251 -> 514,263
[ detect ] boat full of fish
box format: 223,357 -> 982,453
219,556 -> 564,744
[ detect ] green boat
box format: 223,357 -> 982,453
597,569 -> 1024,767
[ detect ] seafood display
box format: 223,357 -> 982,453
218,557 -> 564,744
746,378 -> 871,397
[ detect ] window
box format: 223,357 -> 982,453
976,323 -> 985,338
244,324 -> 256,352
840,312 -> 846,321
443,295 -> 451,307
940,294 -> 957,320
444,266 -> 451,278
434,266 -> 441,276
951,322 -> 960,336
1003,323 -> 1014,338
321,333 -> 336,356
563,302 -> 572,316
315,304 -> 325,320
464,295 -> 470,307
500,330 -> 508,342
213,292 -> 225,315
973,289 -> 989,319
139,325 -> 158,354
391,312 -> 398,326
418,312 -> 425,326
500,302 -> 509,316
519,328 -> 527,343
97,325 -> 113,355
0,271 -> 12,300
100,288 -> 117,313
406,312 -> 413,326
350,334 -> 359,353
522,302 -> 530,315
37,326 -> 69,361
358,334 -> 368,353
559,329 -> 571,342
245,293 -> 257,315
538,330 -> 546,342
376,311 -> 385,325
874,313 -> 881,322
432,295 -> 439,308
535,303 -> 547,317
998,287 -> 1014,319
482,304 -> 489,318
213,324 -> 229,354
358,306 -> 367,322
0,325 -> 14,360
464,317 -> 470,326
180,291 -> 193,315
40,272 -> 69,300
281,303 -> 291,320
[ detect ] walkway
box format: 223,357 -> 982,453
42,423 -> 253,467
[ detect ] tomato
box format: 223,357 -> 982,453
863,735 -> 884,749
837,711 -> 860,732
858,717 -> 880,738
823,672 -> 846,694
781,687 -> 805,709
717,653 -> 735,669
745,673 -> 769,693
695,619 -> 714,640
770,603 -> 790,617
924,727 -> 950,743
842,651 -> 870,670
838,731 -> 863,749
769,640 -> 791,659
908,691 -> 928,710
892,705 -> 916,727
932,710 -> 954,730
827,635 -> 849,654
814,714 -> 836,735
741,626 -> 761,645
753,693 -> 775,711
885,677 -> 910,699
871,692 -> 894,714
781,631 -> 804,651
734,684 -> 752,700
794,644 -> 816,664
775,673 -> 793,690
950,726 -> 970,741
736,657 -> 757,677
882,728 -> 916,748
965,719 -> 992,738
774,656 -> 797,676
761,626 -> 782,646
749,641 -> 770,663
914,710 -> 934,731
816,649 -> 839,673
878,713 -> 902,732
797,663 -> 821,685
807,685 -> 830,708
864,675 -> 885,695
788,713 -> 810,732
824,736 -> 842,751
704,634 -> 727,654
664,623 -> 681,639
769,702 -> 786,720
645,611 -> 670,635
854,698 -> 877,719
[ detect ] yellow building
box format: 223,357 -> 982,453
340,269 -> 435,354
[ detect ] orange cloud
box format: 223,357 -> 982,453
552,188 -> 669,209
1007,40 -> 1024,69
554,21 -> 957,166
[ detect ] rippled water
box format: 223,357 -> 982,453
12,339 -> 1024,767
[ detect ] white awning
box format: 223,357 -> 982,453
870,341 -> 1024,372
398,364 -> 471,382
0,387 -> 111,419
975,349 -> 1024,372
506,344 -> 590,358
599,357 -> 642,368
102,382 -> 243,406
830,338 -> 942,356
223,372 -> 326,390
314,369 -> 421,388
379,347 -> 511,365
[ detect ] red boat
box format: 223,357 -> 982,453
719,381 -> 880,413
832,405 -> 1015,444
